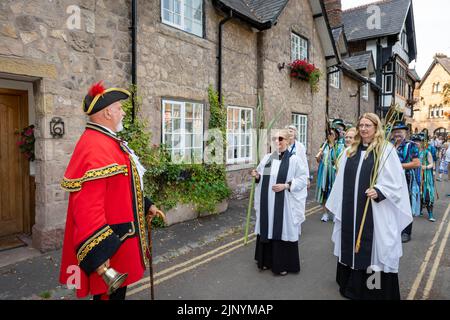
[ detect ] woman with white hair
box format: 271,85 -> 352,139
251,129 -> 308,276
326,113 -> 413,300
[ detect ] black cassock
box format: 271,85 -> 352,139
336,144 -> 400,300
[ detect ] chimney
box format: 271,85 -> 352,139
324,0 -> 342,29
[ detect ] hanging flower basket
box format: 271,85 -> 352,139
16,124 -> 35,161
288,59 -> 321,92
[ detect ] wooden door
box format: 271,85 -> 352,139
0,89 -> 30,237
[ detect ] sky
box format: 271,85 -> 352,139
341,0 -> 450,78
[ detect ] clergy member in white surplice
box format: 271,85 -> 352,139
326,113 -> 413,300
287,125 -> 310,234
251,129 -> 308,276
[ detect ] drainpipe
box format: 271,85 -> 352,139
131,0 -> 137,121
357,84 -> 361,118
218,11 -> 233,104
326,70 -> 330,115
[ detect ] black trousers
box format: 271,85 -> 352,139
93,286 -> 127,300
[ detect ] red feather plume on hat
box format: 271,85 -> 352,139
88,81 -> 106,97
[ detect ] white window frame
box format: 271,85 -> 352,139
384,75 -> 393,93
291,33 -> 308,61
401,29 -> 408,52
226,106 -> 253,164
162,99 -> 204,163
161,0 -> 203,37
329,66 -> 340,89
291,113 -> 308,150
362,82 -> 369,100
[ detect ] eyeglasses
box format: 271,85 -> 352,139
358,124 -> 375,129
272,137 -> 285,142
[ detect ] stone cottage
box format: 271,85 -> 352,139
0,0 -> 350,252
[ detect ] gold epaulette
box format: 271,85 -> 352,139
61,163 -> 128,192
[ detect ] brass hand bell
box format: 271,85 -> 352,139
101,266 -> 128,295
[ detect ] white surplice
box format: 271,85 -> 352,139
326,143 -> 413,273
254,152 -> 308,241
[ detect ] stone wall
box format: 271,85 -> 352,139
361,86 -> 376,116
0,0 -> 132,251
260,0 -> 327,175
136,0 -> 258,199
0,0 -> 349,250
329,73 -> 359,123
329,73 -> 377,125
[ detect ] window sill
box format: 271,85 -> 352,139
157,22 -> 211,50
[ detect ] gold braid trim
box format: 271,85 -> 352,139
84,88 -> 131,115
61,164 -> 128,192
129,156 -> 149,267
77,226 -> 114,263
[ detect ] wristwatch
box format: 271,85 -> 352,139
285,181 -> 292,191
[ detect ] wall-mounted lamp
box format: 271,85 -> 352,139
50,117 -> 65,138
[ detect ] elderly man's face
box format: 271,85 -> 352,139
392,129 -> 407,143
106,101 -> 126,132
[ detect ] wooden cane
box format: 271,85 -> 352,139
146,209 -> 166,300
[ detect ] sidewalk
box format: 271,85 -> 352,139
0,197 -> 263,300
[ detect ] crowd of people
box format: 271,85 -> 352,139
59,81 -> 447,301
251,112 -> 448,300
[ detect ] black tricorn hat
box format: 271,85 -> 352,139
82,81 -> 130,115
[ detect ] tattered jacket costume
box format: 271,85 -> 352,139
59,83 -> 152,298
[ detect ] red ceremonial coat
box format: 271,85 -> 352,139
59,122 -> 150,298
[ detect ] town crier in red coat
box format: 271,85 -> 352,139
59,81 -> 158,300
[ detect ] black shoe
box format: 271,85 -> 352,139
402,233 -> 411,243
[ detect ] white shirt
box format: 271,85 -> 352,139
88,122 -> 147,190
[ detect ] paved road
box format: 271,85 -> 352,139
129,180 -> 450,300
0,181 -> 448,300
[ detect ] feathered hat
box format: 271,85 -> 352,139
82,81 -> 130,115
411,133 -> 425,142
391,120 -> 409,131
332,118 -> 346,131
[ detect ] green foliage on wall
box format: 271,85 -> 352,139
118,86 -> 231,225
